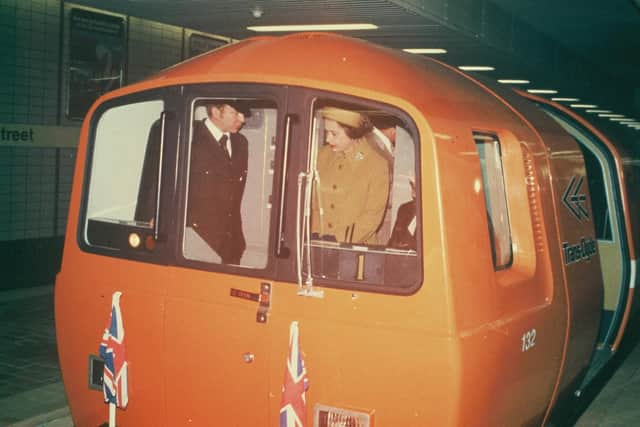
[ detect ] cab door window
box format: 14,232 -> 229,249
182,97 -> 278,269
304,98 -> 419,291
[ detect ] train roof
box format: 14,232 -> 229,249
103,33 -> 495,117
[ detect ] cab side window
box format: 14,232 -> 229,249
474,132 -> 513,269
306,99 -> 418,290
84,99 -> 165,249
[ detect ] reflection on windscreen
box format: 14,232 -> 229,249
86,100 -> 164,229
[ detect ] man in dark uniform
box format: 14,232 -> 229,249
134,101 -> 249,264
134,119 -> 163,224
187,101 -> 249,264
387,178 -> 417,251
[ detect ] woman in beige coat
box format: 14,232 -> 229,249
311,107 -> 390,244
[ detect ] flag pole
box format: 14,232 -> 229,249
101,291 -> 127,426
109,402 -> 116,427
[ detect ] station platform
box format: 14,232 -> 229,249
1,283 -> 638,427
0,285 -> 71,427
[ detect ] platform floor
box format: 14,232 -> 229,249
1,284 -> 639,426
573,323 -> 640,427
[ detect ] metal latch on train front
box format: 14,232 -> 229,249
229,282 -> 272,323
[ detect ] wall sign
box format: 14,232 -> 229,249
0,124 -> 80,148
67,8 -> 125,120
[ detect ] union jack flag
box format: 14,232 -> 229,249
280,321 -> 309,427
99,291 -> 129,408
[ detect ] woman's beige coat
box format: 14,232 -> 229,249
311,138 -> 390,244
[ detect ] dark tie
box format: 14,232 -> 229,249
219,134 -> 230,157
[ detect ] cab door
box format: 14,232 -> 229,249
265,90 -> 426,426
162,84 -> 288,425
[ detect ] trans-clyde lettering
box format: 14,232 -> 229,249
562,237 -> 597,265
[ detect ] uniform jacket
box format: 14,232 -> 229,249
387,199 -> 417,250
311,138 -> 390,244
187,119 -> 248,264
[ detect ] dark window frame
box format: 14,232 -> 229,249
301,92 -> 424,295
172,83 -> 287,279
77,87 -> 180,265
76,84 -> 425,296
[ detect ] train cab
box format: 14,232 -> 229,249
54,32 -> 636,426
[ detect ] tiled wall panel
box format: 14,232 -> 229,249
128,17 -> 183,84
0,0 -> 61,126
0,147 -> 75,241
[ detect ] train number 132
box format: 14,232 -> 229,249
521,329 -> 537,352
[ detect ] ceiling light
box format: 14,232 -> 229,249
570,104 -> 598,108
551,97 -> 580,102
458,65 -> 495,71
609,118 -> 629,121
247,23 -> 378,32
498,79 -> 530,84
526,89 -> 558,94
598,113 -> 625,118
403,48 -> 447,54
251,5 -> 263,18
585,109 -> 611,113
615,118 -> 636,122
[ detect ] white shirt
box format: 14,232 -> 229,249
204,118 -> 232,157
372,127 -> 394,155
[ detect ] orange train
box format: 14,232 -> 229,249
55,33 -> 640,426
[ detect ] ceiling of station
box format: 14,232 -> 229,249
69,0 -> 640,123
489,0 -> 640,85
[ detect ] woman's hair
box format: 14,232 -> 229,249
320,106 -> 373,139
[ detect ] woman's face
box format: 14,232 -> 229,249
324,119 -> 357,153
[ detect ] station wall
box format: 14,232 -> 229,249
0,0 -> 231,289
